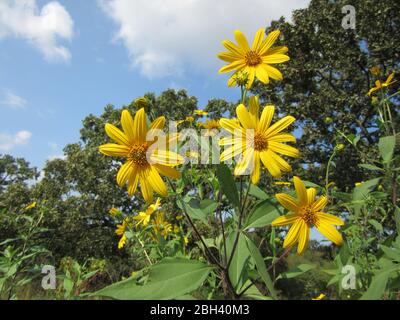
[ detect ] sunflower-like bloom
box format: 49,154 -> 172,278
218,29 -> 289,89
271,177 -> 344,255
115,217 -> 130,249
219,96 -> 299,184
24,201 -> 37,210
133,198 -> 161,227
99,108 -> 184,203
367,72 -> 396,96
153,212 -> 172,239
194,110 -> 208,117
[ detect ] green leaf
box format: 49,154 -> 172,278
359,164 -> 384,172
248,184 -> 268,200
94,258 -> 213,300
177,197 -> 216,223
244,235 -> 277,299
216,164 -> 240,209
361,270 -> 393,300
368,219 -> 383,232
394,206 -> 400,234
352,178 -> 381,201
244,199 -> 282,230
378,136 -> 396,163
380,245 -> 400,262
226,232 -> 250,292
276,264 -> 315,280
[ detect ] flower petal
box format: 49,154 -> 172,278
148,166 -> 168,197
294,176 -> 308,205
218,51 -> 241,62
312,196 -> 328,211
127,165 -> 139,197
259,30 -> 280,55
316,221 -> 343,245
99,144 -> 129,157
262,54 -> 290,64
153,164 -> 181,179
307,188 -> 317,205
248,96 -> 260,127
234,30 -> 250,51
251,151 -> 261,185
283,219 -> 302,249
105,124 -> 129,146
255,64 -> 270,84
150,150 -> 184,166
150,116 -> 166,130
121,110 -> 136,143
222,39 -> 244,56
266,46 -> 288,55
268,133 -> 296,143
317,212 -> 344,226
220,118 -> 244,135
264,65 -> 283,80
234,148 -> 254,176
260,150 -> 281,178
219,60 -> 246,74
134,107 -> 148,143
271,213 -> 298,227
265,115 -> 296,138
297,221 -> 310,255
117,161 -> 133,187
269,151 -> 292,172
276,193 -> 300,212
268,142 -> 300,158
236,104 -> 255,129
252,28 -> 265,51
259,105 -> 275,132
140,171 -> 153,203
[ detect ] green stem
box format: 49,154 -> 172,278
325,150 -> 336,198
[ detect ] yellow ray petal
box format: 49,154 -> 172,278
248,96 -> 260,127
266,46 -> 288,55
127,165 -> 139,197
220,118 -> 245,135
105,124 -> 129,146
316,221 -> 343,245
259,105 -> 275,132
153,164 -> 181,179
251,151 -> 261,185
265,115 -> 295,138
260,150 -> 281,178
317,212 -> 344,226
234,30 -> 250,51
218,51 -> 241,62
297,221 -> 310,255
150,116 -> 166,130
252,28 -> 265,51
140,173 -> 153,203
268,142 -> 300,158
133,107 -> 148,143
220,143 -> 245,162
262,54 -> 290,64
236,104 -> 255,129
150,150 -> 184,166
259,30 -> 280,55
312,195 -> 328,212
276,193 -> 300,212
294,176 -> 308,205
99,144 -> 129,157
246,67 -> 256,89
255,64 -> 270,84
283,219 -> 302,249
148,167 -> 168,197
307,188 -> 317,205
222,39 -> 244,56
264,65 -> 283,80
269,151 -> 292,172
121,110 -> 136,143
234,148 -> 254,176
268,133 -> 296,143
117,161 -> 133,187
271,213 -> 299,227
219,60 -> 246,74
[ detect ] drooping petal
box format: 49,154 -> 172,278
271,213 -> 299,227
236,104 -> 255,129
245,67 -> 256,89
307,188 -> 317,205
265,115 -> 295,138
105,124 -> 129,146
262,54 -> 290,64
316,221 -> 343,245
117,161 -> 133,187
234,30 -> 250,51
312,195 -> 328,212
251,151 -> 261,185
153,164 -> 181,179
255,64 -> 270,84
264,65 -> 283,80
127,165 -> 139,197
99,144 -> 130,157
283,219 -> 302,249
258,30 -> 281,55
148,166 -> 168,197
317,212 -> 344,226
121,110 -> 136,143
276,193 -> 300,212
140,172 -> 153,203
294,176 -> 308,205
297,222 -> 310,255
260,150 -> 281,178
268,142 -> 300,158
219,60 -> 246,74
259,105 -> 275,132
150,150 -> 184,166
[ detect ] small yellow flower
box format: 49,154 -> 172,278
185,116 -> 195,123
99,108 -> 184,203
312,293 -> 326,300
355,182 -> 363,187
24,202 -> 37,210
176,215 -> 184,221
203,119 -> 221,130
218,29 -> 289,89
173,224 -> 181,234
118,234 -> 127,249
367,72 -> 396,96
153,212 -> 172,239
194,109 -> 208,117
335,144 -> 345,152
220,96 -> 299,184
324,117 -> 333,124
109,207 -> 121,217
271,177 -> 344,255
183,236 -> 189,246
370,66 -> 381,76
134,198 -> 161,227
275,181 -> 291,186
185,151 -> 199,159
228,71 -> 250,88
115,217 -> 130,236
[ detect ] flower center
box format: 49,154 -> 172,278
128,144 -> 148,166
299,206 -> 318,226
253,131 -> 269,151
245,50 -> 262,66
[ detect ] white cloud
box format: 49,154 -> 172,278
0,130 -> 32,152
0,88 -> 27,109
98,0 -> 310,78
0,0 -> 74,62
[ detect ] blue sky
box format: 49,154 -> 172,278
0,0 -> 310,169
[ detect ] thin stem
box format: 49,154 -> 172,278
325,150 -> 336,198
217,190 -> 227,265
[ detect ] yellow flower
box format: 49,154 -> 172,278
367,72 -> 396,96
312,293 -> 326,300
115,217 -> 130,236
173,224 -> 181,234
185,116 -> 195,123
118,234 -> 127,249
355,182 -> 363,187
134,198 -> 161,227
271,177 -> 344,255
335,143 -> 345,152
153,212 -> 172,239
184,236 -> 189,246
194,109 -> 208,117
109,207 -> 121,217
218,29 -> 289,89
228,70 -> 250,88
370,66 -> 381,76
275,181 -> 291,186
176,215 -> 184,221
99,108 -> 184,203
219,96 -> 299,184
24,202 -> 37,210
203,119 -> 221,130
